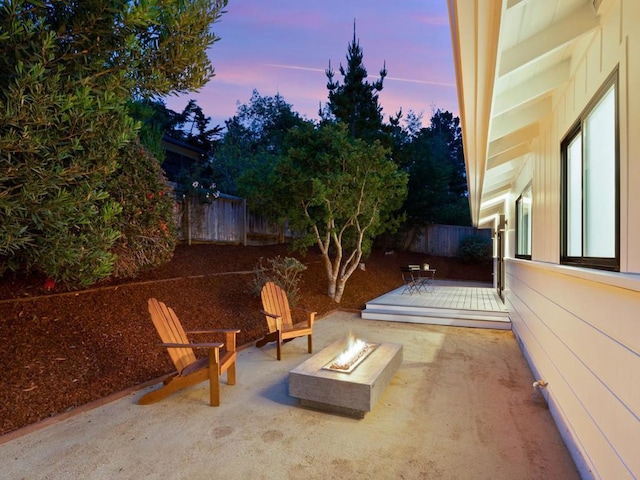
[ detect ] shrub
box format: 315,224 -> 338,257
0,66 -> 134,286
249,256 -> 307,306
108,141 -> 177,278
459,235 -> 493,264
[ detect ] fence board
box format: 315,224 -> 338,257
392,225 -> 492,257
173,193 -> 289,245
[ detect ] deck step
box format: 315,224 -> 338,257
362,310 -> 511,330
363,302 -> 510,319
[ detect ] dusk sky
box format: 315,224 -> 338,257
165,0 -> 459,130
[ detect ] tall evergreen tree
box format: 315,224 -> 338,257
401,109 -> 470,227
323,22 -> 387,141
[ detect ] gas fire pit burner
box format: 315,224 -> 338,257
323,342 -> 378,373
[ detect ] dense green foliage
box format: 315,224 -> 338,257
0,58 -> 133,285
459,234 -> 493,264
321,26 -> 469,228
396,109 -> 470,227
0,0 -> 226,286
215,90 -> 307,196
108,141 -> 177,278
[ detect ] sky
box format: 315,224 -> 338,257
165,0 -> 459,130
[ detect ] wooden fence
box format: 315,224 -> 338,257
391,224 -> 492,257
173,193 -> 290,245
173,193 -> 491,255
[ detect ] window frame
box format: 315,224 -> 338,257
560,69 -> 620,272
515,183 -> 532,260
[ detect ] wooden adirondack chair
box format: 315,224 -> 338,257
139,298 -> 239,406
255,281 -> 315,361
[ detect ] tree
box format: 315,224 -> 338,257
0,61 -> 134,285
401,109 -> 470,227
173,99 -> 224,153
0,0 -> 227,286
429,109 -> 466,198
323,23 -> 387,141
256,123 -> 407,303
216,90 -> 307,195
127,99 -> 180,163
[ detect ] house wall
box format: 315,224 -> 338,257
503,1 -> 640,478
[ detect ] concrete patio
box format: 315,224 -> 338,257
0,308 -> 580,479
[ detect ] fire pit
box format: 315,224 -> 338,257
289,335 -> 403,418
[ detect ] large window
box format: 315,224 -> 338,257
561,72 -> 619,271
516,184 -> 532,259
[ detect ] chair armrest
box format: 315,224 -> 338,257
160,342 -> 223,349
291,306 -> 317,316
291,307 -> 316,327
185,329 -> 240,351
187,329 -> 241,334
261,310 -> 283,331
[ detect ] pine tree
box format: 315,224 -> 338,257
324,21 -> 387,141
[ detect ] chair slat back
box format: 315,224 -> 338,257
261,282 -> 293,333
148,298 -> 197,373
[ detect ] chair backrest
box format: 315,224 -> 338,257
148,298 -> 197,373
260,282 -> 293,333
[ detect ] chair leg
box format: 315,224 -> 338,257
226,361 -> 236,386
209,348 -> 221,406
277,330 -> 282,360
307,334 -> 313,354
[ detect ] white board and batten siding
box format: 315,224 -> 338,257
503,1 -> 640,478
506,261 -> 640,479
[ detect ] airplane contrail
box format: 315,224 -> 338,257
263,63 -> 455,87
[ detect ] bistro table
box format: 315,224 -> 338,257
401,265 -> 436,294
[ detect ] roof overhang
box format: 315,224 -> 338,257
447,0 -> 602,227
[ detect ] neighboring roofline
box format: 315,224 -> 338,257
161,135 -> 207,156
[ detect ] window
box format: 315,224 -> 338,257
561,72 -> 619,271
516,184 -> 532,259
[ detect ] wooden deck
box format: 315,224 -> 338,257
362,280 -> 511,330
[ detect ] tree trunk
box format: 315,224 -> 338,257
327,278 -> 336,299
320,250 -> 338,299
333,277 -> 347,303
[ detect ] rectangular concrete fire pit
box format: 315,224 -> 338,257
289,339 -> 403,418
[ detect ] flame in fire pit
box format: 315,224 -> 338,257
323,331 -> 378,373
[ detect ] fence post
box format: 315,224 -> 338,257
242,198 -> 247,246
185,196 -> 192,246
